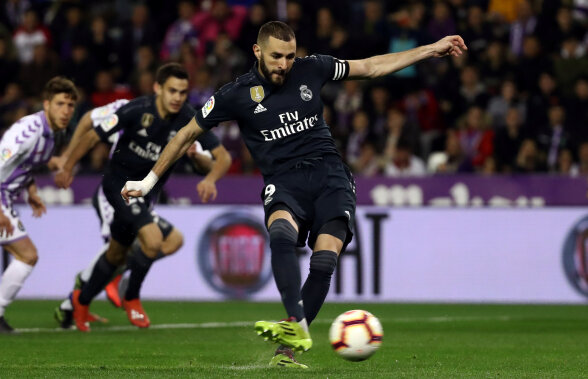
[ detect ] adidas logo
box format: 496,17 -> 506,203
254,103 -> 267,114
137,129 -> 148,137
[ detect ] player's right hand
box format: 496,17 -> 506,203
54,169 -> 73,189
121,181 -> 145,202
0,213 -> 14,237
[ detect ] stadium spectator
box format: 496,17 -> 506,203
525,71 -> 561,136
557,148 -> 578,176
61,43 -> 98,94
493,107 -> 525,173
90,70 -> 134,108
334,80 -> 363,132
160,0 -> 200,61
553,35 -> 588,99
117,4 -> 159,78
486,79 -> 526,128
88,15 -> 118,71
461,5 -> 493,62
383,138 -> 427,177
457,105 -> 494,169
18,44 -> 60,98
514,138 -> 544,173
12,8 -> 50,64
192,0 -> 247,56
535,104 -> 571,172
514,35 -> 553,94
565,77 -> 588,143
508,0 -> 537,57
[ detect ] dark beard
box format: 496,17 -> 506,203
259,56 -> 286,86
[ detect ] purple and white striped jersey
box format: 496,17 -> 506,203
0,111 -> 56,206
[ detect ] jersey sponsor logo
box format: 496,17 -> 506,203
254,103 -> 267,114
250,86 -> 265,103
299,85 -> 313,101
1,148 -> 12,161
260,111 -> 319,142
100,114 -> 119,132
141,113 -> 154,128
202,96 -> 215,118
128,141 -> 162,161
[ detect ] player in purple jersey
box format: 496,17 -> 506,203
0,77 -> 78,333
123,22 -> 466,366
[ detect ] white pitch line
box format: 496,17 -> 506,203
15,316 -> 513,334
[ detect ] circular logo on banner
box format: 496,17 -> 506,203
562,215 -> 588,298
197,211 -> 272,298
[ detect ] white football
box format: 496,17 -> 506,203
329,309 -> 383,361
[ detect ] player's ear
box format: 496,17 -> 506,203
42,99 -> 50,113
253,44 -> 261,60
153,82 -> 161,96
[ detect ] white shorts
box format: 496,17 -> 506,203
0,204 -> 28,244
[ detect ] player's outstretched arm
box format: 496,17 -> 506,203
121,117 -> 204,200
196,145 -> 232,203
347,35 -> 467,79
54,128 -> 101,188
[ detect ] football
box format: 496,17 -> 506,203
329,309 -> 383,361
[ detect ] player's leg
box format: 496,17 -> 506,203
301,156 -> 355,325
301,220 -> 346,324
73,238 -> 129,331
55,243 -> 110,328
0,237 -> 37,333
120,222 -> 163,328
255,206 -> 312,353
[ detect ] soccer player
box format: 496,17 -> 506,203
53,99 -> 230,329
55,63 -> 230,332
122,22 -> 466,367
0,77 -> 78,333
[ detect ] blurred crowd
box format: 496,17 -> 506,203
1,0 -> 588,176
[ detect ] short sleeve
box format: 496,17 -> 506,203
194,86 -> 235,130
93,102 -> 133,142
310,54 -> 349,83
195,131 -> 220,151
0,120 -> 40,182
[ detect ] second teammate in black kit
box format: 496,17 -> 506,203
122,22 -> 467,367
56,63 -> 230,332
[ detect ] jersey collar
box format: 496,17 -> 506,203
39,111 -> 53,137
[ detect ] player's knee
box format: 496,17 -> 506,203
162,229 -> 183,255
315,218 -> 348,253
269,218 -> 298,252
21,249 -> 38,266
141,239 -> 163,257
309,250 -> 338,275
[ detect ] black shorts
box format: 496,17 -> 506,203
261,155 -> 356,251
100,173 -> 168,246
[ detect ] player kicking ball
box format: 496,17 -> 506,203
122,22 -> 466,367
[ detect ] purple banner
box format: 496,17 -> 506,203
27,174 -> 588,207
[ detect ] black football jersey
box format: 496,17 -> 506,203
94,95 -> 220,191
195,54 -> 349,177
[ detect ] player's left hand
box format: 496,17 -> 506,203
54,169 -> 73,189
27,193 -> 46,217
430,35 -> 467,57
196,178 -> 217,203
47,156 -> 66,172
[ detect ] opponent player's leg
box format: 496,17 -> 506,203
73,238 -> 129,332
120,222 -> 163,328
255,208 -> 312,352
0,237 -> 37,333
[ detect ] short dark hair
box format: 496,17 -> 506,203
155,63 -> 189,85
257,21 -> 295,46
42,77 -> 79,101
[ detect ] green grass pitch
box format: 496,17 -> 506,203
1,301 -> 588,378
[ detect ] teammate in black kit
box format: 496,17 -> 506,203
122,22 -> 466,367
55,63 -> 230,332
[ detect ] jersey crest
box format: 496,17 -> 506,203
299,85 -> 312,101
250,86 -> 265,103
